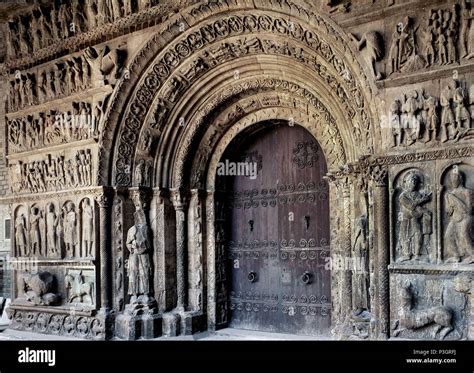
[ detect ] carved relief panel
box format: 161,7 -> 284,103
439,162 -> 474,264
382,78 -> 474,151
9,148 -> 95,195
391,167 -> 434,264
12,196 -> 97,260
390,273 -> 470,340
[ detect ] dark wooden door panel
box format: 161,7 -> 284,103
224,123 -> 330,336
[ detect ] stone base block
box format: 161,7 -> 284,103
115,313 -> 162,340
162,312 -> 181,337
180,311 -> 206,335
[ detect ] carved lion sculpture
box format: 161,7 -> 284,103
393,282 -> 453,340
22,271 -> 60,306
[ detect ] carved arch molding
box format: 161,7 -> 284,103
98,0 -> 378,187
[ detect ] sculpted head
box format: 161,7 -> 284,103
404,171 -> 420,192
447,168 -> 464,189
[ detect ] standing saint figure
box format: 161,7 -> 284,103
444,169 -> 474,264
396,172 -> 432,263
15,213 -> 28,257
126,210 -> 152,302
46,204 -> 59,256
352,215 -> 370,317
82,199 -> 94,257
64,202 -> 77,258
30,207 -> 42,256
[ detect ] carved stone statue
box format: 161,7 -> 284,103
423,95 -> 439,143
46,204 -> 59,256
352,215 -> 370,316
440,81 -> 456,142
396,172 -> 432,263
453,85 -> 470,130
29,206 -> 43,257
444,169 -> 474,264
82,199 -> 94,258
64,202 -> 77,258
350,31 -> 384,80
126,210 -> 152,301
135,159 -> 145,186
393,281 -> 453,340
15,213 -> 28,257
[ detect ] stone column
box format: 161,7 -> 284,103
171,189 -> 189,311
187,189 -> 205,312
335,175 -> 353,333
369,165 -> 390,339
205,190 -> 216,331
96,187 -> 113,311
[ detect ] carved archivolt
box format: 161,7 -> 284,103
172,78 -> 348,188
99,3 -> 376,187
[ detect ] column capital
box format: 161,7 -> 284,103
325,173 -> 351,197
170,188 -> 189,210
367,165 -> 388,187
95,187 -> 114,208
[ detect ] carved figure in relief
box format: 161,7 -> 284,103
440,82 -> 456,142
85,0 -> 97,28
444,169 -> 474,264
396,172 -> 432,263
423,95 -> 439,143
453,85 -> 470,130
422,23 -> 435,67
351,215 -> 370,317
350,31 -> 384,80
46,204 -> 59,256
65,271 -> 93,304
140,129 -> 154,153
58,2 -> 72,38
21,271 -> 60,306
82,199 -> 94,258
29,207 -> 43,257
64,202 -> 77,258
401,90 -> 422,145
460,1 -> 472,58
393,282 -> 453,340
126,210 -> 152,299
15,213 -> 28,257
135,159 -> 145,186
84,45 -> 125,86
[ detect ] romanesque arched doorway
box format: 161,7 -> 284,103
214,121 -> 330,336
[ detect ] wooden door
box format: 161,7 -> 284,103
220,123 -> 331,336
